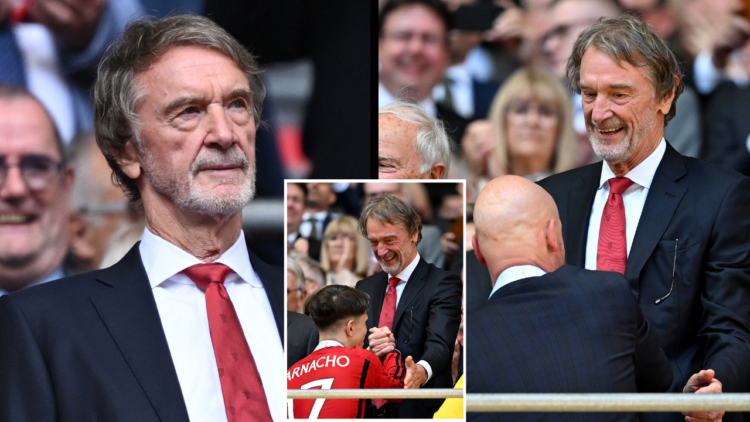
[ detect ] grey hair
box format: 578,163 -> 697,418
94,14 -> 265,203
379,99 -> 452,178
287,256 -> 306,297
565,14 -> 683,126
358,193 -> 422,245
289,252 -> 326,288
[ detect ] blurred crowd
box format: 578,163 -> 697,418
378,0 -> 750,200
286,181 -> 465,315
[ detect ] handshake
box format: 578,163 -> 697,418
369,326 -> 426,389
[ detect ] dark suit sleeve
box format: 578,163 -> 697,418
0,296 -> 57,422
306,323 -> 319,356
631,296 -> 673,392
700,176 -> 750,393
421,273 -> 462,379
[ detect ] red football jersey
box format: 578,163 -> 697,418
287,346 -> 405,419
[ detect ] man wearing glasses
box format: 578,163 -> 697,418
0,84 -> 73,294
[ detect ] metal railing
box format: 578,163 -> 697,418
287,389 -> 463,399
466,394 -> 750,412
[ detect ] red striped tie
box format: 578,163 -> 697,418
182,263 -> 272,422
378,277 -> 401,331
597,177 -> 634,274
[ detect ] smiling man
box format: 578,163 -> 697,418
538,15 -> 750,422
355,193 -> 461,418
0,15 -> 283,422
0,85 -> 73,294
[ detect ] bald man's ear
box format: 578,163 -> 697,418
472,234 -> 487,267
545,219 -> 560,253
428,163 -> 446,179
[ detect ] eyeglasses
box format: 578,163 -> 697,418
506,101 -> 560,128
0,155 -> 65,191
383,31 -> 446,48
287,288 -> 303,295
325,234 -> 354,242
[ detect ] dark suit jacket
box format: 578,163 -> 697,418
701,84 -> 750,177
465,250 -> 492,314
287,311 -> 319,369
467,265 -> 672,422
356,258 -> 462,418
0,244 -> 284,422
539,142 -> 750,421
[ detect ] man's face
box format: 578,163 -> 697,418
130,46 -> 256,219
580,48 -> 670,164
0,97 -> 73,288
541,0 -> 616,79
352,313 -> 369,348
363,182 -> 403,204
306,183 -> 335,211
287,184 -> 305,232
379,4 -> 449,101
367,218 -> 418,276
378,114 -> 424,179
287,269 -> 302,313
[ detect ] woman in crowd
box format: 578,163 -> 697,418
319,216 -> 370,287
462,68 -> 578,199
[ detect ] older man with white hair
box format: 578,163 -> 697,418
379,99 -> 453,179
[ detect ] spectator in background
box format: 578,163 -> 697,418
320,216 -> 370,287
68,131 -> 139,273
0,85 -> 73,294
290,253 -> 326,297
299,183 -> 340,261
379,99 -> 452,179
288,182 -> 321,258
379,0 -> 471,144
0,0 -> 144,142
462,68 -> 578,200
288,255 -> 307,314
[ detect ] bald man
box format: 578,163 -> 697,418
466,176 -> 673,422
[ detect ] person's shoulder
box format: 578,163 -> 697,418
287,310 -> 315,328
537,162 -> 602,192
680,153 -> 750,187
421,257 -> 460,281
552,265 -> 632,297
355,271 -> 384,290
248,250 -> 282,282
2,269 -> 112,315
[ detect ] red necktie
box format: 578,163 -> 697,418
378,277 -> 400,331
182,263 -> 272,422
597,177 -> 634,274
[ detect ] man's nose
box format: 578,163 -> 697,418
590,95 -> 613,124
205,104 -> 235,148
0,166 -> 30,200
377,244 -> 389,257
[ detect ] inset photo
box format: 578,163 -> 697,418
286,180 -> 465,420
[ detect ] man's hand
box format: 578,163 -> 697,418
368,327 -> 395,358
26,0 -> 107,51
682,369 -> 724,422
403,356 -> 427,389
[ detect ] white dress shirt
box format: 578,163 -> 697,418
432,62 -> 474,119
140,228 -> 284,422
378,82 -> 437,117
585,139 -> 666,270
489,265 -> 546,299
384,253 -> 434,383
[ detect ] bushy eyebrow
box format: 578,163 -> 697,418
579,83 -> 634,90
164,88 -> 253,115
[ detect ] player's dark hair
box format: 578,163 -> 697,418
307,285 -> 370,331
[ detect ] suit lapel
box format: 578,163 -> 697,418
625,144 -> 687,298
249,251 -> 284,343
370,272 -> 389,328
565,164 -> 601,267
393,258 -> 428,330
92,244 -> 190,422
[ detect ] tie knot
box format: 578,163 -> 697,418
182,263 -> 233,291
608,177 -> 634,195
388,277 -> 400,288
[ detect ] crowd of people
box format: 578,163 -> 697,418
286,181 -> 465,418
378,0 -> 750,199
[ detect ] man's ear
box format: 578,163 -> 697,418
345,319 -> 355,338
428,163 -> 446,180
68,212 -> 95,264
658,76 -> 679,116
117,139 -> 143,180
546,219 -> 560,252
472,234 -> 487,267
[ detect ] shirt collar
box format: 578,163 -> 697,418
392,252 -> 421,282
314,339 -> 345,351
489,265 -> 546,299
444,63 -> 472,85
139,227 -> 259,289
378,82 -> 437,117
598,138 -> 666,190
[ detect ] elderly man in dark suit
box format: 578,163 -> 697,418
538,15 -> 750,422
355,193 -> 462,418
0,15 -> 284,422
468,175 -> 674,422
